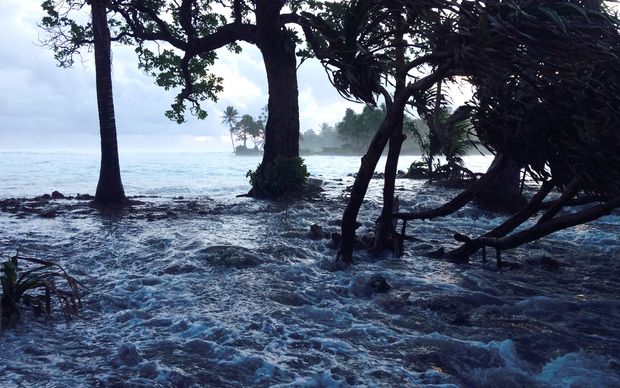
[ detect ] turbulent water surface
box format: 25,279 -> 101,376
0,152 -> 619,387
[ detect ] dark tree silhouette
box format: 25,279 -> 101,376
91,0 -> 125,206
304,0 -> 620,264
41,0 -> 126,206
108,0 -> 308,197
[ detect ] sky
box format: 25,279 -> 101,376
0,0 -> 363,153
9,1 -> 611,153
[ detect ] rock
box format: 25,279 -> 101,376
39,207 -> 58,218
36,194 -> 52,201
75,194 -> 94,201
309,224 -> 324,240
114,343 -> 143,367
351,274 -> 391,298
368,275 -> 390,293
162,263 -> 199,275
202,246 -> 262,269
307,177 -> 323,187
51,191 -> 65,199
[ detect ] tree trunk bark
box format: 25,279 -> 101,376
229,129 -> 235,153
255,0 -> 300,170
373,128 -> 405,254
475,154 -> 523,212
92,0 -> 125,206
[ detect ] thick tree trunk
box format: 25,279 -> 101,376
475,154 -> 523,212
394,155 -> 507,221
92,0 -> 125,206
255,0 -> 299,169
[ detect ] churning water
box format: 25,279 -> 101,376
0,151 -> 619,387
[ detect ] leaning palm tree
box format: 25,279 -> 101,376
221,106 -> 239,153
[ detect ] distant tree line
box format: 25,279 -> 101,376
299,105 -> 458,156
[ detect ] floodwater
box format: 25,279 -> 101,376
0,152 -> 619,387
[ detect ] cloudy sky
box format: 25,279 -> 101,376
0,0 -> 363,153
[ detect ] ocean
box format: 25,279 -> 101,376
0,151 -> 619,387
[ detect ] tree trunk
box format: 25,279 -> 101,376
373,18 -> 407,256
339,96 -> 408,264
373,128 -> 405,254
229,129 -> 235,152
92,0 -> 125,206
255,0 -> 300,170
475,154 -> 523,212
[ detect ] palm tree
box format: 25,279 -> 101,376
92,0 -> 125,206
221,106 -> 239,153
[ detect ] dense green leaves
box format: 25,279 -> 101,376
247,157 -> 309,198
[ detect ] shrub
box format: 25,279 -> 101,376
1,254 -> 83,330
247,156 -> 309,198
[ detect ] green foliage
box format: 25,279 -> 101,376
40,0 -> 93,68
247,157 -> 309,198
336,105 -> 386,153
1,254 -> 83,329
235,114 -> 264,149
300,123 -> 343,153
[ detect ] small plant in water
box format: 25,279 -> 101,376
1,253 -> 83,330
247,156 -> 309,198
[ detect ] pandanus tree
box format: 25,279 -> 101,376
302,0 -> 467,263
397,0 -> 620,263
41,0 -> 126,206
305,0 -> 620,264
442,0 -> 620,262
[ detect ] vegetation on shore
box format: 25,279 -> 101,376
1,254 -> 83,331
